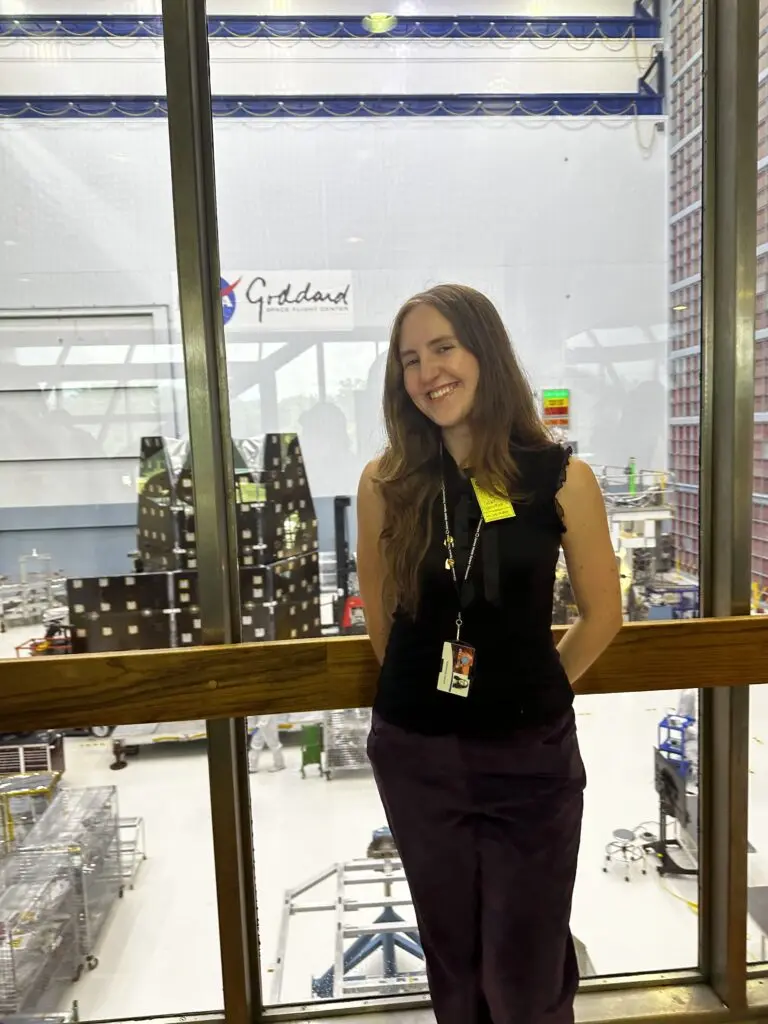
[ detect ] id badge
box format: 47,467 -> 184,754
470,479 -> 515,522
437,641 -> 476,698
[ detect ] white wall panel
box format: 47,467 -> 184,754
0,387 -> 163,459
0,38 -> 656,96
0,114 -> 666,504
0,458 -> 138,506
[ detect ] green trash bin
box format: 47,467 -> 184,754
300,723 -> 326,779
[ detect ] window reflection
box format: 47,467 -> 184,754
0,0 -> 717,1015
748,0 -> 768,967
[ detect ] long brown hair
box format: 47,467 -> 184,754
376,283 -> 550,617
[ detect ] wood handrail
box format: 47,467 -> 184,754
0,617 -> 765,732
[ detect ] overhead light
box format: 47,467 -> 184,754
672,304 -> 688,311
362,12 -> 397,33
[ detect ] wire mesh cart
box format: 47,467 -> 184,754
118,816 -> 146,890
0,773 -> 61,859
0,848 -> 81,1015
20,787 -> 123,973
322,709 -> 371,780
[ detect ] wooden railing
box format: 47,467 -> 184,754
1,617 -> 766,731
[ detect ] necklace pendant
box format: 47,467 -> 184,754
443,535 -> 454,548
445,557 -> 455,571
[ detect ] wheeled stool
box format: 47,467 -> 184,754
603,827 -> 648,881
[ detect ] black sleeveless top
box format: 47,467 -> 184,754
375,443 -> 574,738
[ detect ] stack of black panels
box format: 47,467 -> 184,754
67,573 -> 170,653
136,436 -> 196,572
172,552 -> 321,646
67,433 -> 322,653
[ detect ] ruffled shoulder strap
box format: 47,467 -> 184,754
553,444 -> 573,533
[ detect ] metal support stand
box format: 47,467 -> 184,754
270,855 -> 426,1002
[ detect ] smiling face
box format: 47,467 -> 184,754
398,302 -> 480,431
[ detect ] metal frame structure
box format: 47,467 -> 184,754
0,0 -> 763,1021
697,0 -> 759,1013
269,856 -> 426,1004
161,8 -> 260,1024
166,0 -> 763,1020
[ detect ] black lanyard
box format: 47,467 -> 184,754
440,473 -> 482,643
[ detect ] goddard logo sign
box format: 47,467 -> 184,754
222,271 -> 353,331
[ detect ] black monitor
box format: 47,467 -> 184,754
654,747 -> 689,828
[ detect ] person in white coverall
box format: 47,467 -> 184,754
248,715 -> 286,773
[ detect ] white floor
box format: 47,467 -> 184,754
3,624 -> 768,1021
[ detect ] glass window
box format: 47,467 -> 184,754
252,691 -> 700,1006
748,1 -> 768,969
204,0 -> 704,1007
0,10 -> 224,1019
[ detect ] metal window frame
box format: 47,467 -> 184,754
153,0 -> 763,1021
162,5 -> 260,1024
698,0 -> 758,1013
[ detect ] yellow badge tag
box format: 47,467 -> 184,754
470,480 -> 516,523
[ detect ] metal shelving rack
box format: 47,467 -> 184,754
0,732 -> 65,775
0,553 -> 67,632
118,816 -> 146,890
20,787 -> 123,972
0,773 -> 61,859
0,848 -> 80,1015
322,709 -> 371,779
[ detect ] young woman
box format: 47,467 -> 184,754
357,284 -> 622,1024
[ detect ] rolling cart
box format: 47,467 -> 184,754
0,772 -> 61,858
323,709 -> 371,780
20,787 -> 124,974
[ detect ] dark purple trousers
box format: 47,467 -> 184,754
367,707 -> 585,1024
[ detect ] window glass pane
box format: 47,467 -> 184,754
748,1 -> 768,969
0,9 -> 224,1020
253,690 -> 702,1004
204,0 -> 704,1007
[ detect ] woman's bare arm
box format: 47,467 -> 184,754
556,458 -> 623,684
356,460 -> 392,665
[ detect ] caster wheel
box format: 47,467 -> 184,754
110,761 -> 127,771
119,886 -> 125,898
625,877 -> 630,883
602,867 -> 608,873
325,771 -> 332,781
642,869 -> 647,875
86,955 -> 98,971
